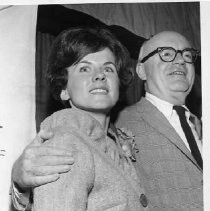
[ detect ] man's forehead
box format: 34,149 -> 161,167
145,31 -> 191,51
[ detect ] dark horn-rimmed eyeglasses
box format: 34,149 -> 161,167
140,47 -> 200,64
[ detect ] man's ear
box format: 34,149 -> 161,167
136,62 -> 147,80
60,89 -> 70,101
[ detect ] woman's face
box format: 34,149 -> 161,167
61,48 -> 119,114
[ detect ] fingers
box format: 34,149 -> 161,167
30,165 -> 72,176
21,146 -> 74,176
11,129 -> 76,190
27,174 -> 60,187
23,144 -> 74,160
35,155 -> 74,166
31,129 -> 54,146
35,174 -> 60,186
35,146 -> 74,157
38,129 -> 54,142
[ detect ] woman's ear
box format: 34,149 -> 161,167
136,62 -> 147,81
60,89 -> 70,101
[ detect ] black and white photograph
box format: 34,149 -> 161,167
0,1 -> 208,210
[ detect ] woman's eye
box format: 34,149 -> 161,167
79,67 -> 90,72
105,67 -> 115,73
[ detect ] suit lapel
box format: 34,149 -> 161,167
137,98 -> 201,169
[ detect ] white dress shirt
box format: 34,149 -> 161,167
145,92 -> 202,156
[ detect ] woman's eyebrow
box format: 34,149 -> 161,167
78,60 -> 92,65
78,61 -> 116,67
104,61 -> 115,65
104,61 -> 117,67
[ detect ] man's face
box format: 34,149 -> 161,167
142,32 -> 195,105
63,48 -> 119,113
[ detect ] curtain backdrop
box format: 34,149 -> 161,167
64,2 -> 200,50
36,32 -> 64,130
0,5 -> 37,211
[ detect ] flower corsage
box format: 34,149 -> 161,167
116,127 -> 138,162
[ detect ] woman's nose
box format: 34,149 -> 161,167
92,70 -> 106,81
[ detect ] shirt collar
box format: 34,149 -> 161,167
145,92 -> 174,119
145,92 -> 190,120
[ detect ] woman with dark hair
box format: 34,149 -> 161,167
32,26 -> 148,211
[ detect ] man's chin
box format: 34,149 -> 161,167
170,82 -> 192,93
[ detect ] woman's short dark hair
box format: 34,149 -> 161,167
46,26 -> 133,101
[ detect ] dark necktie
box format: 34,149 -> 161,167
173,105 -> 203,169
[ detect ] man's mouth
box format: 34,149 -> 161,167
169,71 -> 186,76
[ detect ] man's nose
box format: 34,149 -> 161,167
173,52 -> 185,64
92,69 -> 106,81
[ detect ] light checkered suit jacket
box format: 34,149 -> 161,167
115,97 -> 203,211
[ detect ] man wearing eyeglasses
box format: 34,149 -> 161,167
11,31 -> 202,211
115,31 -> 203,210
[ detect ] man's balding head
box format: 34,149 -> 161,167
139,31 -> 192,60
136,31 -> 196,105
